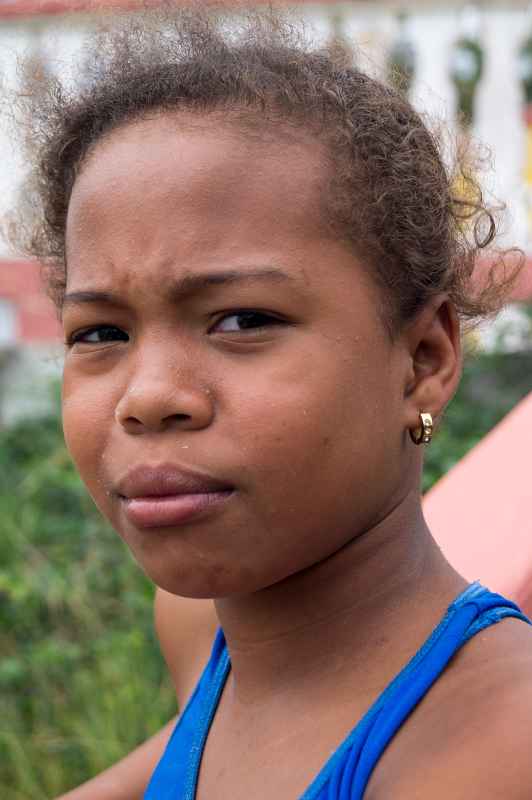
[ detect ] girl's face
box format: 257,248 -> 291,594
62,114 -> 416,598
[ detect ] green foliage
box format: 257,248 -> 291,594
450,36 -> 484,126
0,382 -> 176,799
1,343 -> 531,797
518,32 -> 532,104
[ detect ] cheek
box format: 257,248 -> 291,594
227,345 -> 396,531
61,371 -> 111,496
247,349 -> 388,461
58,334 -> 402,597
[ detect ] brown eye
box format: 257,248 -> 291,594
211,311 -> 284,333
68,326 -> 129,345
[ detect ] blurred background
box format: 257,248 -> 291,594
0,2 -> 531,798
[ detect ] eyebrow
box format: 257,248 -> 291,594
62,267 -> 295,312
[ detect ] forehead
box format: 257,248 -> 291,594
66,113 -> 331,269
63,112 -> 384,333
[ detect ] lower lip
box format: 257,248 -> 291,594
121,491 -> 234,529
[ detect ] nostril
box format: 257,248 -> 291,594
115,385 -> 214,432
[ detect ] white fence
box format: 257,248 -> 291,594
1,5 -> 532,250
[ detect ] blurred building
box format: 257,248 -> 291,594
0,0 -> 531,425
0,259 -> 62,426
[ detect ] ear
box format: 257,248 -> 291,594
402,295 -> 462,433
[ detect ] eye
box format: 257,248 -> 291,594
210,311 -> 285,334
66,325 -> 129,346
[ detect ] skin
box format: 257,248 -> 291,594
61,113 -> 532,799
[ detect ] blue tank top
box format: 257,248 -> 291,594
145,582 -> 530,799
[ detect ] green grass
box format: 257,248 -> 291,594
0,390 -> 176,798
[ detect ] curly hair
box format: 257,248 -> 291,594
6,5 -> 523,335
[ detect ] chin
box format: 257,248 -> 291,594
118,522 -> 306,598
135,554 -> 251,599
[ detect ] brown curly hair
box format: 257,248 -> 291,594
6,5 -> 523,335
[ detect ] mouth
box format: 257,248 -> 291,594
116,463 -> 235,529
120,490 -> 234,528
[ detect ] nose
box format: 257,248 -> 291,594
115,379 -> 214,434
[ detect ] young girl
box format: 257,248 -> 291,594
12,7 -> 532,799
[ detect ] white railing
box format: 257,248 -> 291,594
1,4 -> 532,251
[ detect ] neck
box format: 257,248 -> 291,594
214,490 -> 465,705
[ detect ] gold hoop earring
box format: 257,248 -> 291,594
409,412 -> 433,445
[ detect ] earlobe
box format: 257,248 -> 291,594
402,296 -> 462,435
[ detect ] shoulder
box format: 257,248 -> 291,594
368,617 -> 532,800
154,589 -> 219,707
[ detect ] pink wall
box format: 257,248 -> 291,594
0,260 -> 61,342
0,0 -> 327,20
424,392 -> 532,616
1,257 -> 530,344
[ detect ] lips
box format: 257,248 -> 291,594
116,463 -> 233,499
116,464 -> 234,528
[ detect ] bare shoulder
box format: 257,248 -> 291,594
368,617 -> 532,800
154,589 -> 218,708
